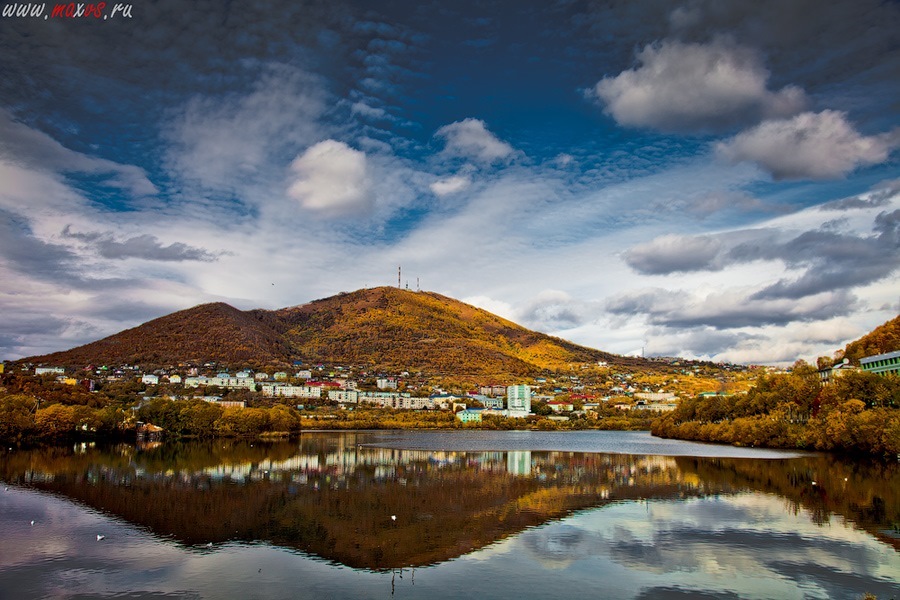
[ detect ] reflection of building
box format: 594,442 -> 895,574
507,451 -> 531,476
860,350 -> 900,376
507,384 -> 531,417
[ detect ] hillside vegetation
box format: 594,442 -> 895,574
25,287 -> 643,376
28,303 -> 291,368
843,314 -> 900,364
275,287 -> 631,375
653,363 -> 900,457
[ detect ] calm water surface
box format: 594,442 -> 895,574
1,430 -> 898,600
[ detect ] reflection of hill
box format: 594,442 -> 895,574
1,435 -> 897,569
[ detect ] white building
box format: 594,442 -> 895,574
184,376 -> 256,390
35,367 -> 65,375
328,390 -> 359,403
261,384 -> 322,399
141,374 -> 159,385
377,377 -> 398,390
507,384 -> 532,417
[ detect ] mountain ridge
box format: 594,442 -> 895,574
24,287 -> 644,375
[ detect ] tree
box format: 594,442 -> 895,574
0,394 -> 37,442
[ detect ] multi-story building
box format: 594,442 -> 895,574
860,350 -> 900,376
377,377 -> 398,390
35,366 -> 65,375
328,390 -> 359,403
507,384 -> 531,417
261,384 -> 323,399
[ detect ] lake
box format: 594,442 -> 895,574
1,430 -> 898,599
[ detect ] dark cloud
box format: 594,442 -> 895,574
647,328 -> 761,359
623,206 -> 899,303
0,209 -> 77,280
517,293 -> 601,330
819,180 -> 900,211
96,235 -> 218,262
746,211 -> 900,299
606,288 -> 857,330
624,234 -> 722,275
662,294 -> 856,330
62,227 -> 218,262
664,0 -> 900,111
593,38 -> 806,133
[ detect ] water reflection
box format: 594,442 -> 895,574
1,431 -> 899,598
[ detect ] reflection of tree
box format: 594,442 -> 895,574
674,455 -> 900,550
1,435 -> 897,569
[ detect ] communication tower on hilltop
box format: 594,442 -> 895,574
398,266 -> 401,289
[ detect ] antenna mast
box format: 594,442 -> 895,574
398,266 -> 401,289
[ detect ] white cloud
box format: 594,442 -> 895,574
593,38 -> 806,132
430,175 -> 471,197
164,65 -> 325,195
350,101 -> 389,120
716,110 -> 899,180
286,140 -> 373,217
0,109 -> 157,200
435,118 -> 516,164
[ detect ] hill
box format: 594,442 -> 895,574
24,287 -> 641,375
27,302 -> 292,368
842,314 -> 900,364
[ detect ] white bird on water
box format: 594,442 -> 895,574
97,534 -> 105,541
391,515 -> 396,522
30,520 -> 35,526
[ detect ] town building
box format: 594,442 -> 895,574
456,409 -> 483,423
547,401 -> 574,413
818,359 -> 858,384
507,384 -> 531,417
377,377 -> 398,390
35,366 -> 65,375
860,350 -> 900,376
261,384 -> 322,399
328,390 -> 359,403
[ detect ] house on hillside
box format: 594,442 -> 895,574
377,377 -> 398,390
547,401 -> 574,413
819,359 -> 858,384
860,350 -> 900,377
36,366 -> 65,375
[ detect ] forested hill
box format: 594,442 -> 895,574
25,302 -> 293,368
24,287 -> 643,375
842,314 -> 900,364
276,287 -> 644,374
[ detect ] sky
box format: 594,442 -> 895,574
1,0 -> 898,365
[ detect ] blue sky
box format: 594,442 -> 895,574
1,0 -> 898,364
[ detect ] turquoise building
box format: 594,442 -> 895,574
860,350 -> 900,376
